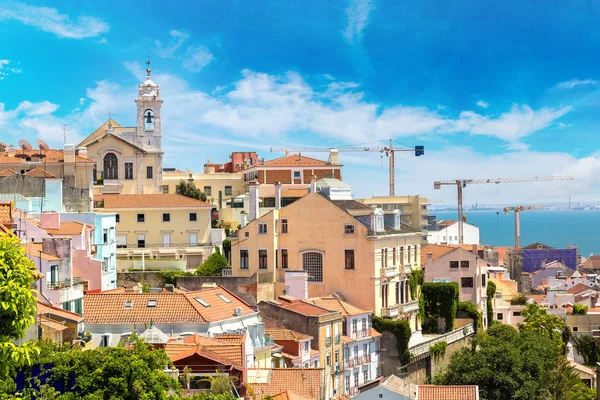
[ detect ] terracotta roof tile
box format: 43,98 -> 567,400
39,316 -> 69,331
306,296 -> 370,316
266,297 -> 339,317
264,154 -> 332,167
0,202 -> 12,224
247,368 -> 323,399
568,283 -> 591,295
417,385 -> 478,400
95,194 -> 212,209
45,221 -> 88,236
265,329 -> 313,342
38,302 -> 84,323
421,244 -> 458,266
0,149 -> 93,164
166,334 -> 245,366
0,169 -> 17,177
24,168 -> 57,178
281,189 -> 308,198
170,344 -> 244,370
271,391 -> 313,400
84,286 -> 255,325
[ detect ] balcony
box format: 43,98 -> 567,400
344,355 -> 372,369
221,267 -> 232,277
334,334 -> 341,344
381,305 -> 399,318
403,264 -> 413,274
380,266 -> 397,278
345,386 -> 359,396
353,329 -> 370,340
59,284 -> 84,304
398,300 -> 419,314
325,337 -> 332,346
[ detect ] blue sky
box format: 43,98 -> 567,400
1,0 -> 600,203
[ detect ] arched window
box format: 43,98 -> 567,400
144,109 -> 155,131
302,252 -> 323,282
103,152 -> 118,180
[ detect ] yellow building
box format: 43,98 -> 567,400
230,179 -> 423,331
162,169 -> 245,209
94,194 -> 213,269
78,66 -> 164,195
357,195 -> 430,230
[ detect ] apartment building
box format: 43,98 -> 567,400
242,153 -> 342,185
427,220 -> 480,245
357,195 -> 430,231
93,194 -> 213,269
421,244 -> 488,327
265,328 -> 320,368
230,178 -> 423,330
259,296 -> 344,398
306,295 -> 381,397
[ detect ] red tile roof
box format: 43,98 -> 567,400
170,344 -> 244,370
24,168 -> 57,178
0,149 -> 93,164
568,283 -> 591,295
0,169 -> 17,177
421,244 -> 458,266
265,329 -> 313,342
247,368 -> 323,399
38,302 -> 84,323
417,385 -> 478,400
306,295 -> 370,316
96,194 -> 212,208
264,154 -> 332,167
45,221 -> 88,236
271,391 -> 313,400
267,296 -> 338,317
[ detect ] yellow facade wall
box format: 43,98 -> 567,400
163,173 -> 245,209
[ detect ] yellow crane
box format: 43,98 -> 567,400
433,176 -> 574,244
270,140 -> 424,196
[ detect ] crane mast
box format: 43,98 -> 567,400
270,140 -> 424,196
433,176 -> 574,244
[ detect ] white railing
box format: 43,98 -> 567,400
399,300 -> 419,313
60,284 -> 84,304
221,268 -> 232,277
381,305 -> 399,318
409,323 -> 474,358
380,266 -> 397,278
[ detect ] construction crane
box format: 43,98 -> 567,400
433,176 -> 574,244
270,140 -> 425,196
503,205 -> 542,249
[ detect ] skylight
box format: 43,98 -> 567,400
194,297 -> 210,307
217,293 -> 232,303
147,299 -> 158,308
124,300 -> 133,308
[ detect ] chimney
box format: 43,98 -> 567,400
240,212 -> 248,228
40,212 -> 60,230
64,144 -> 75,163
274,181 -> 282,210
7,145 -> 15,158
310,174 -> 317,193
77,147 -> 88,159
249,181 -> 259,221
427,253 -> 433,265
329,149 -> 339,165
471,244 -> 478,255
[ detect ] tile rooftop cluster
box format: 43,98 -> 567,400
247,368 -> 323,399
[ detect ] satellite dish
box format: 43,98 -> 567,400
36,139 -> 49,151
18,140 -> 32,151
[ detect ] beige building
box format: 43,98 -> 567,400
230,179 -> 423,331
357,195 -> 430,230
93,194 -> 213,269
78,66 -> 164,195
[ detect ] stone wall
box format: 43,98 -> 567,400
0,175 -> 45,197
177,274 -> 275,307
117,271 -> 166,289
62,185 -> 91,212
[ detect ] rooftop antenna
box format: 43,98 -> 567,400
63,123 -> 68,144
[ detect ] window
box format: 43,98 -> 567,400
393,247 -> 397,266
116,235 -> 127,248
101,335 -> 110,347
124,162 -> 133,180
461,260 -> 470,268
293,171 -> 301,178
363,369 -> 369,383
225,185 -> 232,196
395,281 -> 400,304
194,297 -> 210,307
345,376 -> 350,392
354,372 -> 359,388
512,311 -> 521,317
62,302 -> 71,311
162,213 -> 170,222
334,350 -> 339,364
137,235 -> 146,248
482,274 -> 487,287
258,223 -> 268,234
352,319 -> 358,334
217,293 -> 232,303
414,245 -> 418,262
362,318 -> 367,332
162,185 -> 169,193
240,250 -> 249,269
573,326 -> 578,332
326,352 -> 331,366
400,247 -> 404,264
344,224 -> 355,234
281,249 -> 288,269
461,277 -> 474,288
302,252 -> 323,282
50,265 -> 58,285
189,213 -> 197,221
73,299 -> 83,316
450,261 -> 459,268
137,214 -> 145,223
115,214 -> 120,223
103,152 -> 118,180
304,362 -> 309,368
146,166 -> 153,179
124,300 -> 133,308
304,341 -> 309,354
281,219 -> 288,234
162,234 -> 171,247
381,283 -> 388,308
314,360 -> 319,367
345,249 -> 355,270
259,250 -> 268,269
189,234 -> 198,246
204,186 -> 212,196
103,229 -> 108,244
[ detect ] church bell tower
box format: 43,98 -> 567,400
135,62 -> 163,151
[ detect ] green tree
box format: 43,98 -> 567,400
196,247 -> 228,276
519,303 -> 566,348
0,233 -> 40,379
200,371 -> 236,394
177,180 -> 207,202
486,280 -> 496,324
572,304 -> 588,315
572,334 -> 598,366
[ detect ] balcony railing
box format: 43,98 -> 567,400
221,268 -> 232,277
380,266 -> 397,278
344,355 -> 372,369
409,323 -> 474,358
59,284 -> 84,304
381,305 -> 399,318
398,300 -> 419,314
325,337 -> 332,346
117,242 -> 211,249
345,386 -> 359,396
354,329 -> 370,339
334,334 -> 341,344
46,277 -> 82,290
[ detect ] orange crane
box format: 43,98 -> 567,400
270,140 -> 424,196
433,176 -> 573,244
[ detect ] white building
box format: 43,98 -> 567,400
427,220 -> 480,245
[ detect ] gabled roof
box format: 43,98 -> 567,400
78,119 -> 124,148
263,154 -> 333,167
84,286 -> 255,325
265,329 -> 313,342
140,326 -> 170,344
38,302 -> 84,323
567,283 -> 592,295
271,391 -> 313,400
523,242 -> 554,250
305,295 -> 370,316
170,343 -> 244,370
95,194 -> 212,209
45,221 -> 88,236
25,243 -> 60,261
417,385 -> 478,400
264,296 -> 340,317
581,255 -> 600,270
24,168 -> 57,178
247,368 -> 323,399
80,131 -> 147,153
421,244 -> 459,266
172,333 -> 246,365
0,169 -> 17,177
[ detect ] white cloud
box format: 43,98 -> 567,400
182,45 -> 214,72
155,30 -> 190,58
343,0 -> 373,43
16,100 -> 59,116
0,59 -> 22,80
476,100 -> 489,108
79,98 -> 86,106
0,2 -> 109,39
555,78 -> 598,90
